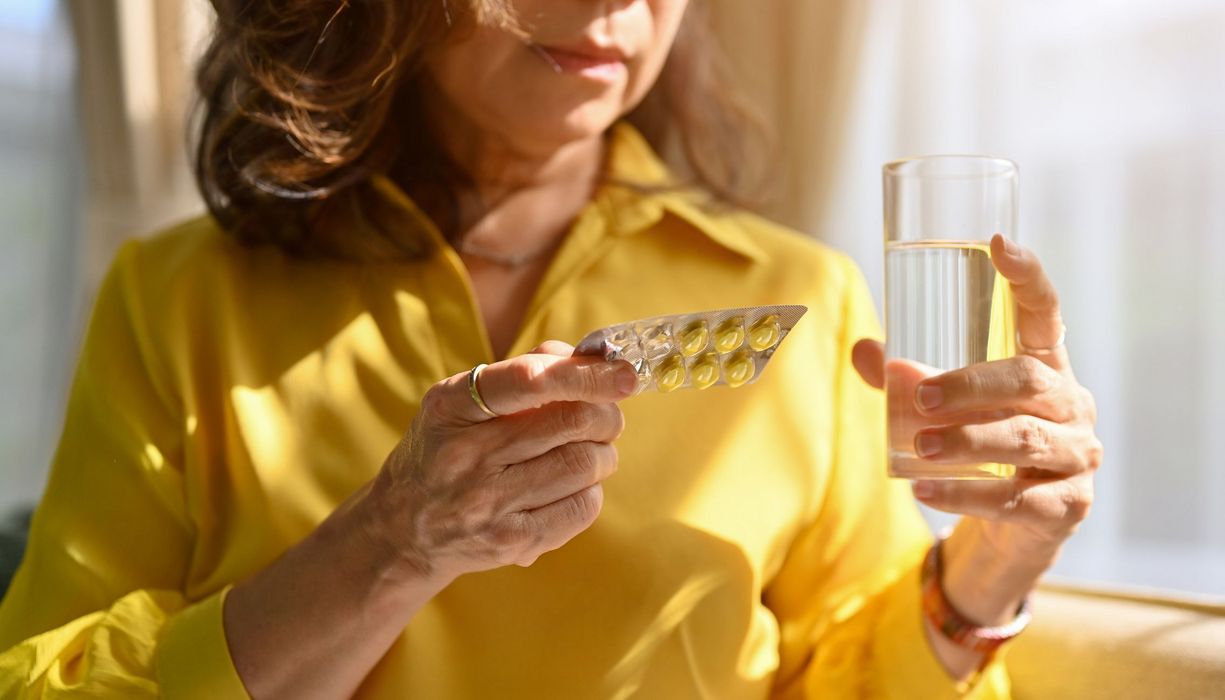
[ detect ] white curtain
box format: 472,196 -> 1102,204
69,0 -> 209,292
0,0 -> 208,514
705,2 -> 868,233
711,0 -> 1225,597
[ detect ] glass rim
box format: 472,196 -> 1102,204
883,154 -> 1018,180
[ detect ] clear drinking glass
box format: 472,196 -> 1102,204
883,156 -> 1019,480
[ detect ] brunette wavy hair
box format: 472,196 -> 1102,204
194,0 -> 768,260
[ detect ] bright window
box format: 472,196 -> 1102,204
0,0 -> 82,516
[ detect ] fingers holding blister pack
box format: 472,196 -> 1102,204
574,305 -> 807,394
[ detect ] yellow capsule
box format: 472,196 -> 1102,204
723,351 -> 755,388
748,314 -> 781,351
653,354 -> 686,393
689,353 -> 720,390
714,317 -> 746,353
678,321 -> 709,357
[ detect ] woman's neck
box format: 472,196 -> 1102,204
424,89 -> 607,256
412,86 -> 610,360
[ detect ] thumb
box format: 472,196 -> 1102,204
851,338 -> 885,389
989,234 -> 1070,372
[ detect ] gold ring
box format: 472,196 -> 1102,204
1017,324 -> 1067,356
467,363 -> 498,418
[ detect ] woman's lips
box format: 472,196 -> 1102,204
533,44 -> 628,82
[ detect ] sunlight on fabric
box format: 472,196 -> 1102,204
229,384 -> 299,482
140,443 -> 165,473
606,571 -> 725,691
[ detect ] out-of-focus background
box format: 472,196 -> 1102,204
2,0 -> 1222,600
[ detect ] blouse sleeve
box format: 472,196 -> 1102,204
0,242 -> 248,699
763,256 -> 1012,699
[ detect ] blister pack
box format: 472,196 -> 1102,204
574,305 -> 807,394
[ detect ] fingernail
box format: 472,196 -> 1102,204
1002,236 -> 1019,256
615,365 -> 639,395
912,480 -> 936,499
916,432 -> 943,457
916,384 -> 943,410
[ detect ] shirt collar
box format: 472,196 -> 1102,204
366,122 -> 767,265
600,122 -> 768,264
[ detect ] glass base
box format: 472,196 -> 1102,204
889,453 -> 1016,480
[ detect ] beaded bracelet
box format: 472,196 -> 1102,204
920,536 -> 1033,656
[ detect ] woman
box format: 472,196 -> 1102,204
0,1 -> 1101,697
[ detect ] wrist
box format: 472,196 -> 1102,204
922,534 -> 1032,651
941,519 -> 1053,626
223,484 -> 450,699
350,478 -> 456,591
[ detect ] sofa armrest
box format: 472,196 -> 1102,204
1010,581 -> 1225,699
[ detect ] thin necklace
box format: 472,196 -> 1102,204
458,236 -> 563,268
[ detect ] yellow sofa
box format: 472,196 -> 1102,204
1010,583 -> 1225,699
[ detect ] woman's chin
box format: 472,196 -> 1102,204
515,100 -> 625,146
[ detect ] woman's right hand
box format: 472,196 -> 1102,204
363,340 -> 639,583
224,341 -> 637,699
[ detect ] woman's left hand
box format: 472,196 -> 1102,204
852,233 -> 1103,578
